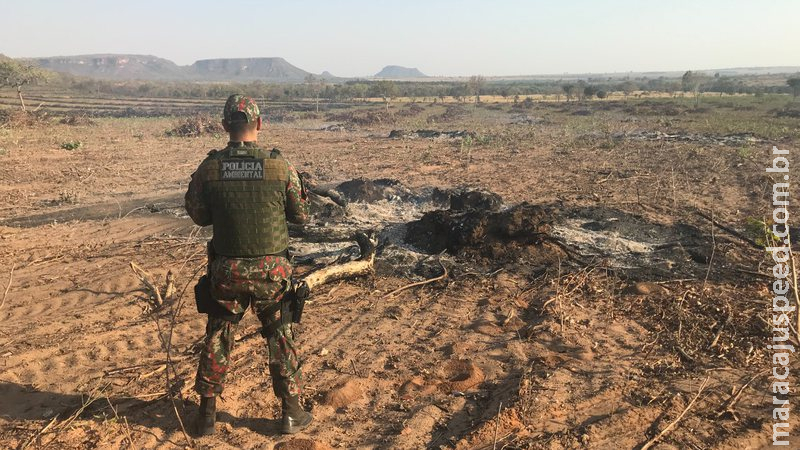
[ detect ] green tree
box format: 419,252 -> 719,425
468,75 -> 486,103
350,83 -> 368,102
562,84 -> 576,102
0,58 -> 52,111
620,81 -> 637,99
681,70 -> 706,106
370,80 -> 398,111
583,86 -> 595,99
787,77 -> 800,99
576,80 -> 587,101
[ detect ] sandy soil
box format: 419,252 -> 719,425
0,99 -> 797,449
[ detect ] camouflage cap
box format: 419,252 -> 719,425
223,94 -> 260,124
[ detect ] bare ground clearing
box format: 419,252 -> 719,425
0,96 -> 797,449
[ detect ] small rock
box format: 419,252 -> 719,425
625,281 -> 667,295
318,347 -> 330,356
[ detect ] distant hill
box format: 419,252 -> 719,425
17,54 -> 800,83
189,57 -> 310,82
28,54 -> 315,82
320,71 -> 340,81
32,54 -> 186,80
375,65 -> 427,78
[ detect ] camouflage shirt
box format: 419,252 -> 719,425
185,141 -> 310,228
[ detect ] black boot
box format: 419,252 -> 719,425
281,395 -> 313,434
196,396 -> 216,436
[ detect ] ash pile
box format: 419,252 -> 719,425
292,177 -> 747,283
292,178 -> 566,280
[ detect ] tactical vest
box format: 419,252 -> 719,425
201,144 -> 290,257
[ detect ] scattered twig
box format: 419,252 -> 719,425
717,370 -> 768,420
695,209 -> 760,249
731,267 -> 772,280
351,360 -> 361,378
116,391 -> 168,400
702,208 -> 716,289
162,265 -> 203,448
709,310 -> 732,349
37,383 -> 110,449
170,403 -> 192,447
493,401 -> 502,450
121,206 -> 149,219
640,376 -> 710,450
385,261 -> 448,297
106,397 -> 136,450
675,343 -> 696,364
139,364 -> 167,380
105,363 -> 157,376
104,359 -> 184,377
0,263 -> 14,309
20,415 -> 57,450
122,417 -> 135,449
788,233 -> 800,344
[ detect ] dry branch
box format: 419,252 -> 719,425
31,383 -> 110,449
716,370 -> 767,420
20,415 -> 57,450
695,209 -> 760,249
385,261 -> 448,297
0,263 -> 13,309
106,397 -> 136,450
702,208 -> 716,289
640,376 -> 710,450
788,233 -> 800,344
492,402 -> 503,450
130,262 -> 163,307
708,310 -> 732,349
161,264 -> 204,448
163,270 -> 176,301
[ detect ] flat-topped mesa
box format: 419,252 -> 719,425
189,57 -> 311,81
29,54 -> 314,82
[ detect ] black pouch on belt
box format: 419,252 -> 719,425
194,275 -> 214,314
194,275 -> 246,323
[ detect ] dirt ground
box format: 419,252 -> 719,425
0,96 -> 798,449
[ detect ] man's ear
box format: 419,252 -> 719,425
256,116 -> 262,131
222,120 -> 230,132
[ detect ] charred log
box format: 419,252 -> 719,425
301,231 -> 376,292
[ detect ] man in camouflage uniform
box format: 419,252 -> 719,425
185,94 -> 312,436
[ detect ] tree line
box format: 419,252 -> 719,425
48,74 -> 799,102
2,54 -> 798,108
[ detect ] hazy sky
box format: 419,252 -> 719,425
1,0 -> 797,77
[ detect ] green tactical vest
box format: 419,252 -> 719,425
201,144 -> 290,257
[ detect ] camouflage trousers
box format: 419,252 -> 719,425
194,254 -> 303,399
